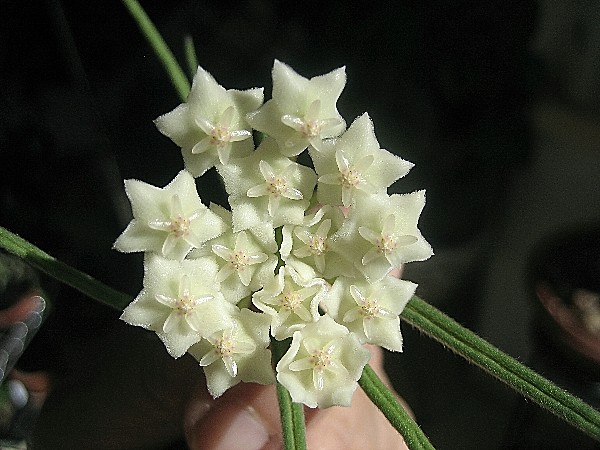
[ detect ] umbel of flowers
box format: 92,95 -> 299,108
113,60 -> 433,408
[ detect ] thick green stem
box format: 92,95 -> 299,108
401,296 -> 600,440
0,226 -> 130,312
184,35 -> 199,79
272,338 -> 307,450
359,364 -> 435,449
121,0 -> 190,101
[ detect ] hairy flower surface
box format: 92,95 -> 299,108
121,255 -> 235,357
113,170 -> 227,261
281,205 -> 357,280
311,113 -> 413,207
276,315 -> 371,408
322,276 -> 417,351
218,137 -> 317,230
155,66 -> 263,176
189,308 -> 274,397
332,192 -> 433,282
253,266 -> 325,340
191,204 -> 277,304
247,60 -> 346,156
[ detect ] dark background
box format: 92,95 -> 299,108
2,0 -> 600,448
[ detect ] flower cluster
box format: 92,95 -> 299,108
114,61 -> 433,408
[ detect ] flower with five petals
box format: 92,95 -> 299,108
246,60 -> 346,156
155,66 -> 263,176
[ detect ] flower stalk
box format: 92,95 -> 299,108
401,296 -> 600,440
121,0 -> 190,101
358,364 -> 433,450
272,338 -> 307,450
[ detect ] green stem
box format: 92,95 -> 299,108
0,226 -> 130,312
401,296 -> 600,440
272,338 -> 307,450
184,35 -> 199,79
359,364 -> 435,449
121,0 -> 190,101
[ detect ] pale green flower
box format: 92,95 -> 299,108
120,255 -> 235,358
154,66 -> 263,176
252,265 -> 325,340
113,170 -> 227,261
281,205 -> 357,280
188,308 -> 275,398
321,276 -> 417,351
190,204 -> 277,304
218,137 -> 317,230
311,113 -> 413,208
276,314 -> 371,408
246,60 -> 346,156
331,192 -> 433,282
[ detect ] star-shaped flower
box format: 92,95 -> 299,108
154,66 -> 263,176
113,170 -> 228,261
246,60 -> 346,156
331,192 -> 433,282
190,204 -> 278,304
188,308 -> 275,398
311,113 -> 413,207
120,255 -> 236,358
280,205 -> 357,280
321,276 -> 417,351
217,137 -> 317,230
252,266 -> 325,340
276,314 -> 371,408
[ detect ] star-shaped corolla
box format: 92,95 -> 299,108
246,60 -> 346,156
276,314 -> 371,408
331,192 -> 433,282
252,266 -> 325,340
188,308 -> 275,398
190,204 -> 277,304
311,113 -> 413,208
217,137 -> 317,230
120,255 -> 236,358
154,66 -> 263,176
280,205 -> 357,280
113,170 -> 228,261
321,276 -> 417,351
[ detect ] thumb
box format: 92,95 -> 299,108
185,382 -> 283,450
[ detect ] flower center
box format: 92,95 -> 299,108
339,167 -> 361,188
211,124 -> 231,147
169,214 -> 191,238
267,176 -> 288,197
175,293 -> 197,316
309,348 -> 333,371
214,335 -> 236,357
280,289 -> 303,312
229,250 -> 250,270
300,119 -> 321,138
360,297 -> 381,318
376,234 -> 397,254
309,235 -> 328,255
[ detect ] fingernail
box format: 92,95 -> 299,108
213,406 -> 269,450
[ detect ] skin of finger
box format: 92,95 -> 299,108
0,291 -> 41,327
186,382 -> 283,449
